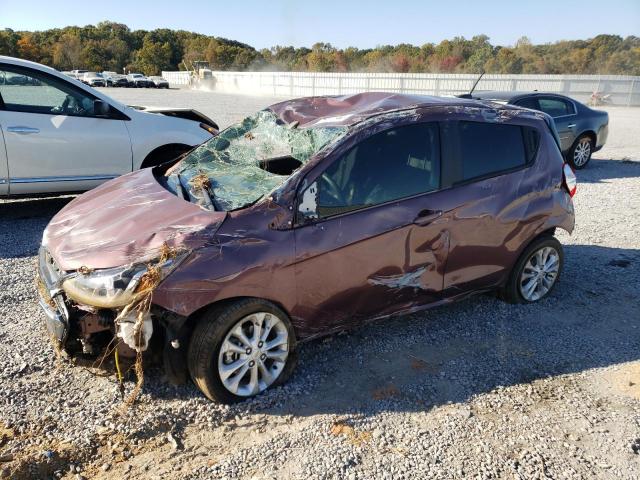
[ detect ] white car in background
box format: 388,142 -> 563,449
0,56 -> 218,196
68,69 -> 87,80
149,76 -> 170,88
80,71 -> 106,87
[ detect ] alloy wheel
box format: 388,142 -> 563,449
519,246 -> 560,301
217,312 -> 289,396
573,139 -> 591,167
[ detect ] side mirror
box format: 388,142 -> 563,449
93,99 -> 110,116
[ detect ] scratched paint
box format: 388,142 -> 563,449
368,266 -> 429,289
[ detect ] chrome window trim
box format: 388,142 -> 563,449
10,174 -> 118,184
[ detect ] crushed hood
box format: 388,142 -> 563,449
44,168 -> 226,271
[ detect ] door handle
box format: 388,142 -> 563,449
567,124 -> 576,128
413,209 -> 442,226
7,126 -> 40,134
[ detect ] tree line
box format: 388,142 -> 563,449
1,21 -> 638,76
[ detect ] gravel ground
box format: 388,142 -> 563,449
1,90 -> 639,479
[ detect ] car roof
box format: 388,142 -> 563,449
0,55 -> 62,74
268,92 -> 495,128
470,90 -> 570,102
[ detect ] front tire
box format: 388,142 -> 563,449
188,299 -> 298,403
568,135 -> 593,169
500,236 -> 564,304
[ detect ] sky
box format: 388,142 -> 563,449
1,0 -> 638,49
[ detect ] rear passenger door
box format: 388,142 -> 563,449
441,119 -> 541,292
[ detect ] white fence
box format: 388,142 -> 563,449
161,71 -> 640,106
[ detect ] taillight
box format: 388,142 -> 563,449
563,163 -> 577,197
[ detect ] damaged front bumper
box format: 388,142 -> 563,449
37,245 -> 142,354
37,246 -> 71,344
37,288 -> 69,343
36,245 -> 189,370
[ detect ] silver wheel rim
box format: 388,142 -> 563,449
218,312 -> 289,397
519,246 -> 560,301
573,139 -> 591,167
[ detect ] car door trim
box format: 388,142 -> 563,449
7,126 -> 40,134
10,174 -> 118,184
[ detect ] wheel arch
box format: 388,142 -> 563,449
174,295 -> 297,341
577,129 -> 597,146
502,227 -> 559,283
158,295 -> 297,386
140,143 -> 192,169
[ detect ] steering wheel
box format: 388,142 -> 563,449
318,173 -> 346,205
55,94 -> 86,115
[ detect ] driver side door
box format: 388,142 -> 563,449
0,63 -> 132,195
293,121 -> 450,335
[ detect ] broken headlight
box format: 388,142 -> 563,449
62,254 -> 187,309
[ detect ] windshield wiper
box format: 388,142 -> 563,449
190,174 -> 221,211
200,184 -> 215,211
174,173 -> 186,200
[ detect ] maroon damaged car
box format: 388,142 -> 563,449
37,92 -> 577,403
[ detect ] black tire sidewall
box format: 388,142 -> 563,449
188,299 -> 298,403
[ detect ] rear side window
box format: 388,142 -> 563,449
457,121 -> 539,182
514,97 -> 539,110
538,97 -> 575,117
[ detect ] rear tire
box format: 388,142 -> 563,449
568,135 -> 593,170
500,236 -> 564,304
187,299 -> 298,403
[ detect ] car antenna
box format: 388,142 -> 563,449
458,71 -> 485,99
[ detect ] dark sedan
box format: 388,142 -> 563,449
108,74 -> 129,87
126,73 -> 153,88
465,91 -> 608,169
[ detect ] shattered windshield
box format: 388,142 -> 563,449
164,110 -> 347,210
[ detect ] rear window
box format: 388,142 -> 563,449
457,121 -> 539,182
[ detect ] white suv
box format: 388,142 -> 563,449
0,56 -> 218,196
